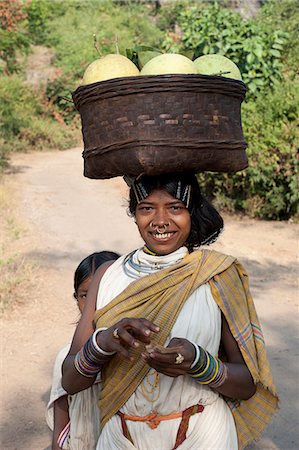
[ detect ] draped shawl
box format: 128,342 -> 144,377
94,249 -> 278,449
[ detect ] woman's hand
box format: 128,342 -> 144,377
141,337 -> 195,377
97,318 -> 160,361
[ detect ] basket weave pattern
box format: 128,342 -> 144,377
73,74 -> 248,179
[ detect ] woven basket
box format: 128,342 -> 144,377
72,74 -> 248,179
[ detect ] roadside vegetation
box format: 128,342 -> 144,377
0,181 -> 35,315
0,0 -> 298,220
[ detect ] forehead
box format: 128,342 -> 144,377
141,189 -> 179,204
77,276 -> 92,292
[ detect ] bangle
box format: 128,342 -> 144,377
190,342 -> 201,369
74,329 -> 115,378
74,349 -> 100,378
188,345 -> 228,388
92,328 -> 116,356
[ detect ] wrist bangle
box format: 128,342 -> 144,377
92,328 -> 116,356
188,346 -> 228,388
190,343 -> 201,369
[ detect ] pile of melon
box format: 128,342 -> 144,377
81,52 -> 242,86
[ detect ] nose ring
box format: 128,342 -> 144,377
150,222 -> 170,233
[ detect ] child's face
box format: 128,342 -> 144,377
76,276 -> 92,314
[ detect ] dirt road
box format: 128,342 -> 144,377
1,148 -> 298,449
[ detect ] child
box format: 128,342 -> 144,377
46,251 -> 120,450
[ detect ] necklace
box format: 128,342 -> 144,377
140,368 -> 160,406
123,247 -> 189,280
123,252 -> 169,278
143,245 -> 157,256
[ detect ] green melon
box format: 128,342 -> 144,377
194,54 -> 242,80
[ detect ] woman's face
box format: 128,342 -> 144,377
75,276 -> 92,314
135,189 -> 191,255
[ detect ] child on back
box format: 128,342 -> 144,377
46,251 -> 120,450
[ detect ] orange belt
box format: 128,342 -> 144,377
117,403 -> 204,450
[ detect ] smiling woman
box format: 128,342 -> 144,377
61,172 -> 278,450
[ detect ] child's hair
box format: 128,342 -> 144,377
74,251 -> 120,295
128,172 -> 223,251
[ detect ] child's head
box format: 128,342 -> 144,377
74,251 -> 120,313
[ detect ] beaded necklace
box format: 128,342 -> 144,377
123,246 -> 188,280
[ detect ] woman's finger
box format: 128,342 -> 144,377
119,318 -> 160,344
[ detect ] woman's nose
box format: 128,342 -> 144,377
151,209 -> 170,226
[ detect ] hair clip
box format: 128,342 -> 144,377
176,181 -> 182,200
186,185 -> 191,208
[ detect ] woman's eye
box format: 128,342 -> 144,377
79,293 -> 87,299
138,206 -> 153,212
170,205 -> 183,211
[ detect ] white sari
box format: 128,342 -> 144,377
46,345 -> 101,450
96,248 -> 237,450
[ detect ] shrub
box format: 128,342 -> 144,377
198,78 -> 298,220
161,2 -> 289,97
0,75 -> 41,139
25,0 -> 66,45
0,75 -> 78,170
0,0 -> 30,73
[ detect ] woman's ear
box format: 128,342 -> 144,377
73,292 -> 78,300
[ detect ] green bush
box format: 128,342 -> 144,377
161,2 -> 289,96
198,78 -> 299,220
0,75 -> 41,139
0,75 -> 77,170
0,0 -> 30,73
25,0 -> 66,45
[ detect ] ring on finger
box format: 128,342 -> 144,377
175,353 -> 184,365
113,328 -> 120,339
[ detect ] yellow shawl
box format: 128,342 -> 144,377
94,249 -> 278,449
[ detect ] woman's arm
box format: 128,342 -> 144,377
62,262 -> 113,394
214,313 -> 256,399
142,314 -> 256,401
52,396 -> 69,450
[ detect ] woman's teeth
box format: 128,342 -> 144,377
153,232 -> 173,239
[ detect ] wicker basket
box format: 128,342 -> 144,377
72,74 -> 248,179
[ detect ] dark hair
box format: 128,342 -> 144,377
128,173 -> 223,251
74,251 -> 120,295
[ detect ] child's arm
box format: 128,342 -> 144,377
52,395 -> 70,450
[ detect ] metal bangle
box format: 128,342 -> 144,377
92,328 -> 116,356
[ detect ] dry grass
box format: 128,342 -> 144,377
0,180 -> 35,315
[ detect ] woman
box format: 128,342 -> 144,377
47,251 -> 120,450
62,173 -> 278,450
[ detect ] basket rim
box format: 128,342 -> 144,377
72,74 -> 247,108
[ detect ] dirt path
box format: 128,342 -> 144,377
1,148 -> 298,450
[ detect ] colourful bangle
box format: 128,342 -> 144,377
74,329 -> 115,378
188,345 -> 228,388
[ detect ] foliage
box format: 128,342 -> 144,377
0,0 -> 30,73
0,75 -> 77,170
257,0 -> 299,74
161,2 -> 289,96
198,78 -> 299,220
46,74 -> 78,125
25,0 -> 66,45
